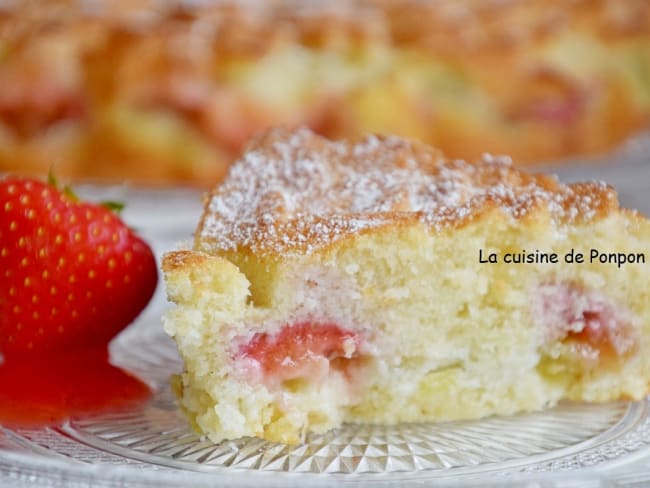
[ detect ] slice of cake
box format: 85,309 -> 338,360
163,128 -> 650,444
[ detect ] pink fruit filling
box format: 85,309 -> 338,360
532,282 -> 637,362
515,96 -> 584,125
236,322 -> 363,386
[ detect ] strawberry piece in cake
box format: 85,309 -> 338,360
237,322 -> 363,385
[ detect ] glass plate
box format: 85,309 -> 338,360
2,136 -> 650,487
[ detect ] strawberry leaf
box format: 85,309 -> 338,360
47,168 -> 78,201
102,201 -> 125,215
62,185 -> 79,202
47,167 -> 58,187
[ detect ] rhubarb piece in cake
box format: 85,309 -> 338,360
163,128 -> 650,444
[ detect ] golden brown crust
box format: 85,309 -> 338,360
195,128 -> 623,257
162,250 -> 208,272
382,0 -> 650,52
4,1 -> 648,51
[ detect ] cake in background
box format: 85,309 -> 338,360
0,0 -> 649,186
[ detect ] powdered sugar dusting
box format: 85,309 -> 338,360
197,128 -> 618,255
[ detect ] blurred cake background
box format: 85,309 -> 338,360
0,0 -> 648,186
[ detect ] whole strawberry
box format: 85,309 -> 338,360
0,176 -> 158,357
